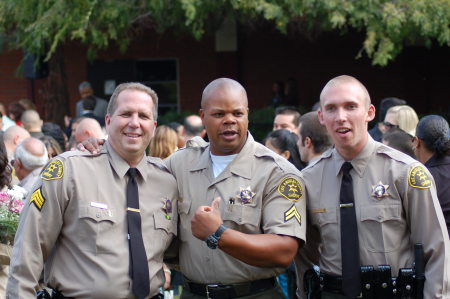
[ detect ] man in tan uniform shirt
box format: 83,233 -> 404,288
166,78 -> 306,298
7,83 -> 178,298
296,75 -> 450,298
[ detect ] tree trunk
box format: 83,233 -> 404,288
39,46 -> 69,127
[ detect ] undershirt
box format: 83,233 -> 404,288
210,153 -> 237,178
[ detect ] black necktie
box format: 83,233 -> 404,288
339,162 -> 361,298
126,168 -> 150,299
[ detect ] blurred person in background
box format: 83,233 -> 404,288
381,127 -> 416,158
73,118 -> 104,145
413,115 -> 450,236
7,103 -> 25,126
20,110 -> 44,139
39,135 -> 63,159
273,106 -> 301,136
264,129 -> 304,170
13,137 -> 48,193
3,126 -> 30,163
382,105 -> 419,136
167,121 -> 186,149
369,97 -> 406,141
42,122 -> 67,152
76,81 -> 108,119
297,111 -> 333,165
0,104 -> 15,131
18,99 -> 36,111
149,125 -> 178,159
183,114 -> 206,142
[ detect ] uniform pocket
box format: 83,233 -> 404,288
360,204 -> 404,253
315,208 -> 339,256
77,206 -> 118,252
153,210 -> 177,236
223,204 -> 261,228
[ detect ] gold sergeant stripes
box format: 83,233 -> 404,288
30,188 -> 45,211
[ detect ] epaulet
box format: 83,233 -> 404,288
58,149 -> 106,160
302,148 -> 333,171
375,143 -> 416,165
147,156 -> 170,172
185,136 -> 209,148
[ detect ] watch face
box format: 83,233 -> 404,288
206,235 -> 219,249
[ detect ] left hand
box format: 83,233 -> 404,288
191,197 -> 223,240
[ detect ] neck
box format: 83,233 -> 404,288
420,149 -> 434,164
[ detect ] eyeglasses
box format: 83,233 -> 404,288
383,121 -> 399,129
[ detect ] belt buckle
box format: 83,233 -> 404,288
205,284 -> 220,299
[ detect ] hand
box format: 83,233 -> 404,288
163,264 -> 171,290
77,138 -> 105,154
191,197 -> 223,241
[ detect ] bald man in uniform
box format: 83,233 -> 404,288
296,75 -> 450,298
166,78 -> 306,298
7,83 -> 178,298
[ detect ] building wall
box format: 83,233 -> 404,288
1,27 -> 449,121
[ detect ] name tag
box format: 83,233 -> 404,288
90,202 -> 108,210
312,208 -> 327,213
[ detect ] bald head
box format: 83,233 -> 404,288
4,126 -> 31,156
201,78 -> 248,109
21,109 -> 43,132
320,75 -> 371,108
15,138 -> 48,171
74,118 -> 104,143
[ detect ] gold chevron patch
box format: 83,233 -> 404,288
284,204 -> 301,224
30,188 -> 45,211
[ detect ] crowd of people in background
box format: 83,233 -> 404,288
0,77 -> 449,298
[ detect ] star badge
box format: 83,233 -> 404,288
371,181 -> 389,200
238,186 -> 256,204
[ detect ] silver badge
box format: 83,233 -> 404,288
371,181 -> 389,199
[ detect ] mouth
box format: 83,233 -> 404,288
124,133 -> 141,139
336,128 -> 351,135
220,129 -> 239,140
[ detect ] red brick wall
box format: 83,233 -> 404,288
0,50 -> 30,106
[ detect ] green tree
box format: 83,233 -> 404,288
0,0 -> 449,121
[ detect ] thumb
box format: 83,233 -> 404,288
212,197 -> 221,211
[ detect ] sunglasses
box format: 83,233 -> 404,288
383,121 -> 399,129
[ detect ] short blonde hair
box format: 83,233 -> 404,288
385,105 -> 419,136
149,125 -> 178,159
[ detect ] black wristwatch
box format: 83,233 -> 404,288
205,224 -> 227,249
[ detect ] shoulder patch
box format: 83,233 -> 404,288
41,159 -> 64,180
408,166 -> 432,189
30,188 -> 45,211
277,177 -> 303,202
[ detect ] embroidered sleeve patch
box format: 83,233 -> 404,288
284,204 -> 301,224
30,188 -> 45,211
408,166 -> 432,189
277,177 -> 303,202
41,159 -> 64,181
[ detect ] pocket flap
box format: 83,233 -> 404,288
361,205 -> 401,222
153,211 -> 177,235
79,206 -> 116,223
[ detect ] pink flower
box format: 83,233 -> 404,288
9,199 -> 24,214
0,192 -> 10,207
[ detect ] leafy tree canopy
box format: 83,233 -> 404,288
0,0 -> 449,66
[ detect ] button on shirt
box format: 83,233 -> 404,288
166,133 -> 306,284
7,141 -> 178,299
298,136 -> 450,298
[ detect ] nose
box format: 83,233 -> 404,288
223,113 -> 236,124
335,107 -> 347,123
128,113 -> 140,128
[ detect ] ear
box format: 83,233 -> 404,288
280,150 -> 291,160
305,136 -> 313,149
199,109 -> 204,121
105,114 -> 111,129
317,109 -> 325,125
366,104 -> 376,122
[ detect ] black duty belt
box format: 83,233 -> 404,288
320,273 -> 363,298
184,277 -> 276,298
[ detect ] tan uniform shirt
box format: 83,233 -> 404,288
297,136 -> 450,298
7,141 -> 178,299
166,133 -> 306,284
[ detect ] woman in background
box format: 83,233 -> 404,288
264,129 -> 305,170
382,105 -> 419,136
149,125 -> 179,159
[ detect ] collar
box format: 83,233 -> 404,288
190,133 -> 254,180
105,141 -> 149,182
425,154 -> 450,168
332,135 -> 376,177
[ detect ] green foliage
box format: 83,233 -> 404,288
0,0 -> 449,66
